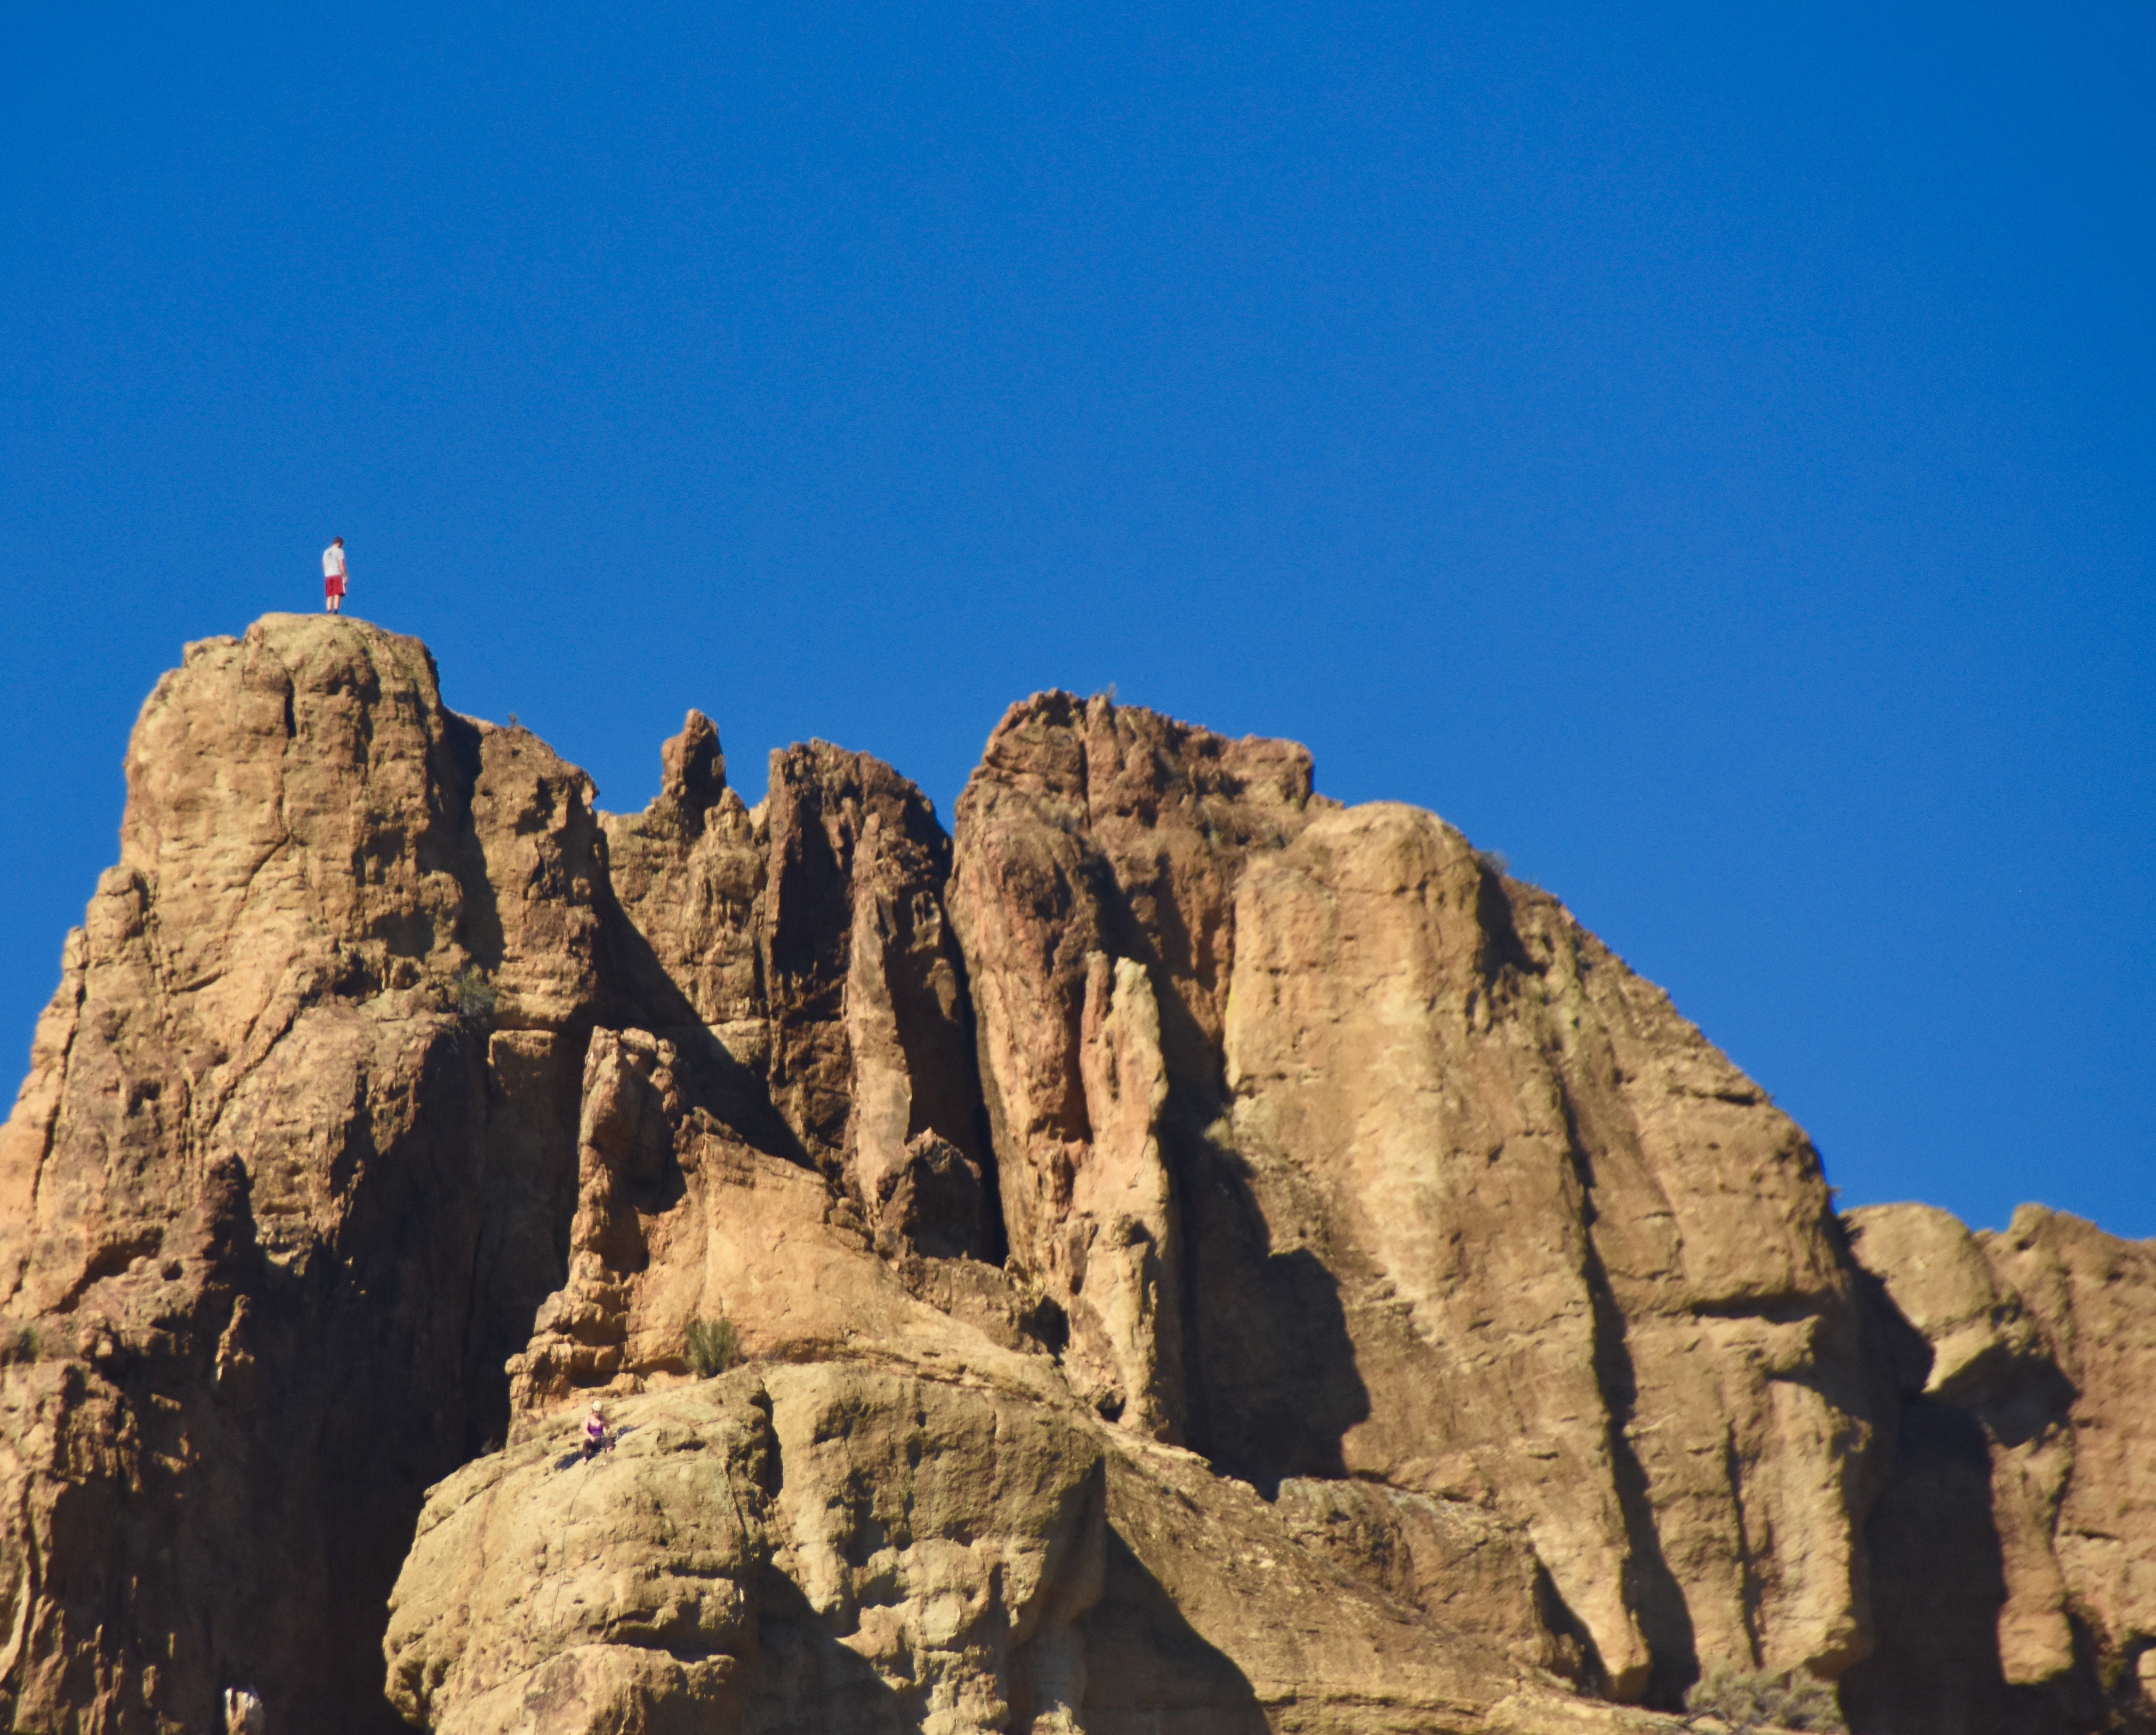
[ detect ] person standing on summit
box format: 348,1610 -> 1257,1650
322,537 -> 348,614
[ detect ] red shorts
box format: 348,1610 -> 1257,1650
324,575 -> 346,597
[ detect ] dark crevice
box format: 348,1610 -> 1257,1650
1172,1108 -> 1369,1496
1474,861 -> 1541,984
1564,1103 -> 1699,1711
438,713 -> 505,972
940,937 -> 1010,1267
1722,1426 -> 1765,1665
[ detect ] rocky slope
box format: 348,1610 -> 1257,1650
0,615 -> 2150,1735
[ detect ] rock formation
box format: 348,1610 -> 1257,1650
945,693 -> 1890,1705
1839,1204 -> 2156,1734
0,619 -> 606,1731
0,614 -> 2149,1735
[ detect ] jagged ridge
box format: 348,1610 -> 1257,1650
0,615 -> 2150,1735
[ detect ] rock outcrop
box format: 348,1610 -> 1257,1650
0,618 -> 610,1731
599,721 -> 987,1225
0,616 -> 2150,1735
946,694 -> 1890,1704
1840,1204 -> 2156,1734
388,1368 -> 1109,1735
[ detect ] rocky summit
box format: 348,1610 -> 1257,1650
0,614 -> 2150,1735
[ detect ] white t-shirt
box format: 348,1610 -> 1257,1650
323,544 -> 346,578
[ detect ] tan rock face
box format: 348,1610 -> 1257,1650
1085,1430 -> 1671,1735
0,618 -> 607,1732
505,1023 -> 1060,1420
386,1376 -> 776,1735
1272,1478 -> 1593,1685
949,697 -> 1889,1704
1842,1203 -> 2156,1735
7,635 -> 2149,1735
945,694 -> 1321,1441
600,720 -> 988,1242
397,1350 -> 1641,1735
391,1367 -> 1103,1735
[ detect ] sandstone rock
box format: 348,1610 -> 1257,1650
388,1368 -> 1109,1735
1983,1207 -> 2156,1700
386,1376 -> 776,1735
9,629 -> 2150,1735
505,1023 -> 1064,1422
0,617 -> 606,1731
753,1364 -> 1106,1735
1088,1430 -> 1670,1735
1273,1478 -> 1593,1685
875,1131 -> 990,1262
601,719 -> 988,1227
402,1345 -> 1669,1735
949,695 -> 1890,1705
1842,1203 -> 2156,1735
1842,1205 -> 2050,1408
946,694 -> 1321,1440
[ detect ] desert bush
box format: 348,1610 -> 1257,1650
451,965 -> 498,1023
3,1324 -> 40,1364
1685,1662 -> 1844,1732
685,1317 -> 739,1378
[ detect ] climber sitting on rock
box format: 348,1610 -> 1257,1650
581,1401 -> 612,1462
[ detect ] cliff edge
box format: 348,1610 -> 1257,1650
0,616 -> 2150,1735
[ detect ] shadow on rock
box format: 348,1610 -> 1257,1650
1175,1125 -> 1370,1495
1079,1529 -> 1271,1735
741,1572 -> 914,1735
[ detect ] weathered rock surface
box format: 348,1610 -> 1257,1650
453,1009 -> 1625,1735
600,721 -> 987,1225
389,1367 -> 1109,1735
946,696 -> 1320,1447
0,618 -> 608,1731
947,695 -> 1891,1704
1840,1204 -> 2156,1735
2,621 -> 2152,1735
386,1377 -> 776,1734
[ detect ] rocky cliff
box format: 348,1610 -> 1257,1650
0,615 -> 2149,1735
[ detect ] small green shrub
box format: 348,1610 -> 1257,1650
685,1317 -> 739,1379
4,1324 -> 40,1363
1685,1662 -> 1844,1732
451,965 -> 498,1023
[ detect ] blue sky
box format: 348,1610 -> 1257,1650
3,2 -> 2149,1235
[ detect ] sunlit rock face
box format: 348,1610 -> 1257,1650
1840,1204 -> 2156,1735
0,616 -> 2146,1735
0,617 -> 607,1732
946,692 -> 1890,1706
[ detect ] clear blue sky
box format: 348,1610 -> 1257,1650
3,3 -> 2149,1236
